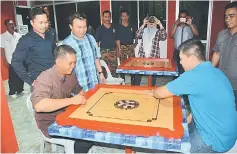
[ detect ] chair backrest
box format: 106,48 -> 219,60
100,60 -> 113,78
26,95 -> 35,118
26,94 -> 51,141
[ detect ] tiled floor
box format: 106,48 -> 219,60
4,75 -> 172,153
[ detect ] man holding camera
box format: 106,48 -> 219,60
170,10 -> 199,75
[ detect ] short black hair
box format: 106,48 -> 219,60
68,12 -> 87,25
103,10 -> 111,16
178,38 -> 206,61
4,19 -> 12,26
179,10 -> 188,17
225,1 -> 237,12
54,45 -> 76,60
30,7 -> 46,20
120,9 -> 129,16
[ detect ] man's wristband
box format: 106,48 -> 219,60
98,72 -> 103,75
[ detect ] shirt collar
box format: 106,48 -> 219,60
70,32 -> 86,41
102,24 -> 113,30
29,30 -> 50,39
193,61 -> 211,70
5,30 -> 16,37
226,28 -> 237,36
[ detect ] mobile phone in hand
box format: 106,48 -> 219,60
179,17 -> 186,23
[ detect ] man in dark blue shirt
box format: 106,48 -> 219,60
116,10 -> 137,84
96,10 -> 119,77
12,7 -> 56,86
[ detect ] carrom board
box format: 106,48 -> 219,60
86,92 -> 159,122
56,85 -> 184,138
118,58 -> 176,72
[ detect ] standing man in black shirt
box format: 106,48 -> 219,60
116,10 -> 137,85
96,10 -> 119,77
12,7 -> 56,86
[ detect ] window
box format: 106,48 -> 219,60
32,1 -> 70,6
15,7 -> 31,30
76,1 -> 101,36
179,1 -> 209,40
44,6 -> 55,29
32,1 -> 53,6
111,1 -> 138,28
55,3 -> 76,40
139,1 -> 166,29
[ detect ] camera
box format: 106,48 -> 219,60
179,17 -> 186,23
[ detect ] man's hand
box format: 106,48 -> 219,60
155,18 -> 161,25
116,48 -> 121,57
71,93 -> 86,105
211,51 -> 220,67
99,73 -> 105,84
186,16 -> 193,25
143,18 -> 148,26
187,113 -> 192,124
143,90 -> 154,97
175,19 -> 181,26
155,18 -> 164,29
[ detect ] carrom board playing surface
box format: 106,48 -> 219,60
56,85 -> 184,138
118,58 -> 176,72
86,91 -> 159,122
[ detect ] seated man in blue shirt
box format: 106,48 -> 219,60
153,39 -> 237,153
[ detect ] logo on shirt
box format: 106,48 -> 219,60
131,28 -> 133,32
113,28 -> 115,33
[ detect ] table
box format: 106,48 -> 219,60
116,58 -> 178,86
48,85 -> 191,153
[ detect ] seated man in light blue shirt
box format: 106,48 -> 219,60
153,38 -> 237,153
63,12 -> 105,92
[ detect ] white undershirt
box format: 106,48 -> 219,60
142,28 -> 157,58
0,31 -> 22,64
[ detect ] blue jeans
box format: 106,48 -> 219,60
189,121 -> 214,153
234,90 -> 237,111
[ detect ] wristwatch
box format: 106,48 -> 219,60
98,71 -> 103,75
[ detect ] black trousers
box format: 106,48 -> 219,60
173,48 -> 185,75
50,135 -> 93,153
8,64 -> 24,95
120,74 -> 136,85
74,139 -> 93,153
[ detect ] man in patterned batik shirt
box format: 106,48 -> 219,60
116,10 -> 137,85
63,12 -> 105,92
96,10 -> 119,77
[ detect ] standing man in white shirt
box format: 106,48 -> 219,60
1,19 -> 27,98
